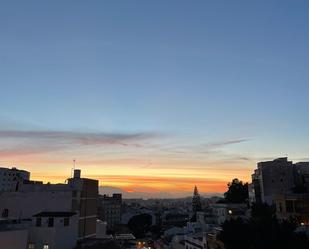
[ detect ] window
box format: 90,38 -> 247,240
48,217 -> 54,227
295,201 -> 304,213
43,245 -> 49,249
64,217 -> 70,226
286,200 -> 294,213
279,203 -> 283,213
36,218 -> 42,227
2,208 -> 9,218
28,244 -> 35,249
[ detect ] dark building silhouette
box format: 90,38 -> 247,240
98,193 -> 122,231
192,186 -> 202,213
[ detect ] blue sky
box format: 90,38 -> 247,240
0,1 -> 308,195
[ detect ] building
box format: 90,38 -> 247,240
294,162 -> 309,192
275,193 -> 309,225
98,193 -> 122,231
0,167 -> 30,192
211,203 -> 248,225
206,228 -> 224,249
0,212 -> 79,249
184,233 -> 207,249
192,186 -> 202,213
249,157 -> 309,205
0,169 -> 98,241
162,213 -> 189,228
171,235 -> 186,249
68,170 -> 99,239
28,211 -> 78,249
96,220 -> 107,238
0,218 -> 29,249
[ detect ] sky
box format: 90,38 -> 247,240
0,1 -> 309,198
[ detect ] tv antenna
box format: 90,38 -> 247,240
71,159 -> 76,178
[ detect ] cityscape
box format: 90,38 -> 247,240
1,1 -> 309,249
1,157 -> 309,248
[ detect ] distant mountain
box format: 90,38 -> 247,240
99,186 -> 223,199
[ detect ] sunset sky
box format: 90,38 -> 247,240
0,1 -> 309,197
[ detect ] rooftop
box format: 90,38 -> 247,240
33,212 -> 76,217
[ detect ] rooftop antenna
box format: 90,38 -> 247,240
71,159 -> 76,178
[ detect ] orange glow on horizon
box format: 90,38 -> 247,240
1,151 -> 254,196
29,172 -> 250,195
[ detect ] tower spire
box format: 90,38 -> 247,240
194,185 -> 199,195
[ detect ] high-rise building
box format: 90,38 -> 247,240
98,193 -> 122,231
0,167 -> 30,192
249,157 -> 309,205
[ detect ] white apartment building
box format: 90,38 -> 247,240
28,211 -> 78,249
0,213 -> 78,249
0,219 -> 29,249
0,167 -> 30,192
0,169 -> 98,241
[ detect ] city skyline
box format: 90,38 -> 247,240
1,1 -> 309,197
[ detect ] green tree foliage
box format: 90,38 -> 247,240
219,203 -> 309,249
224,178 -> 248,203
128,213 -> 152,238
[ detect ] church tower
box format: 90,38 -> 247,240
192,185 -> 202,212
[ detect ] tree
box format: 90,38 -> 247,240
219,218 -> 251,249
251,203 -> 275,220
224,178 -> 248,203
128,213 -> 152,238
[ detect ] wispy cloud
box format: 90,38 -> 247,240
203,138 -> 250,149
159,138 -> 250,156
0,129 -> 161,156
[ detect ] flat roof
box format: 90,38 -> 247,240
33,212 -> 76,217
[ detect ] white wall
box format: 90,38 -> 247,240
96,220 -> 107,238
0,229 -> 28,249
0,191 -> 72,219
29,216 -> 78,249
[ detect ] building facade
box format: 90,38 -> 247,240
184,233 -> 207,249
68,170 -> 99,239
275,193 -> 309,225
249,157 -> 309,205
0,167 -> 30,192
98,193 -> 122,231
211,203 -> 248,225
0,169 -> 98,241
28,211 -> 78,249
0,219 -> 29,249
